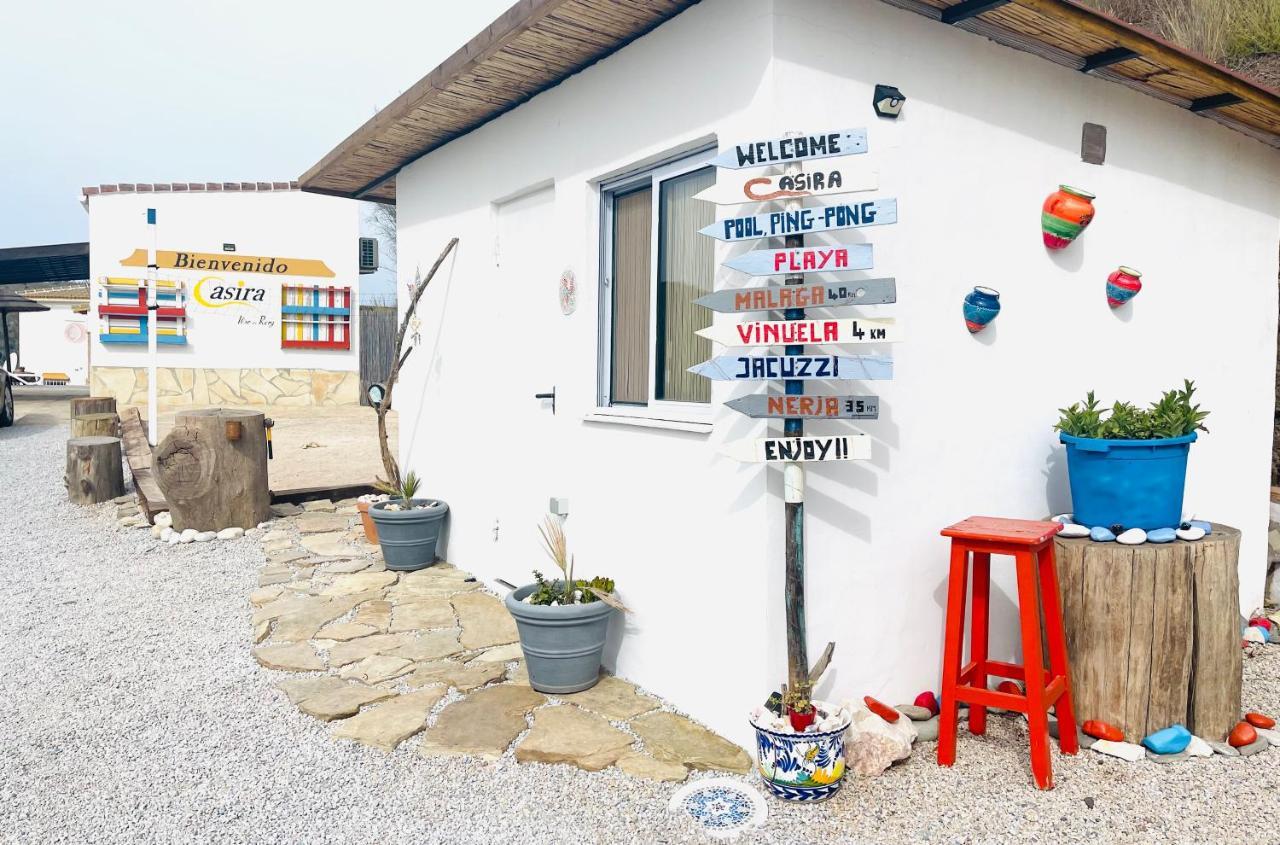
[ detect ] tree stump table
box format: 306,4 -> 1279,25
1053,525 -> 1241,743
154,409 -> 270,531
65,436 -> 124,504
71,412 -> 119,438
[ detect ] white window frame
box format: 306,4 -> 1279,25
595,146 -> 717,425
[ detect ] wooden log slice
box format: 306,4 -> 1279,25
65,435 -> 124,505
154,409 -> 269,531
1054,525 -> 1241,742
71,412 -> 119,438
69,396 -> 117,419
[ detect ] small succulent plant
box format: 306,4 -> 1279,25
1055,380 -> 1209,440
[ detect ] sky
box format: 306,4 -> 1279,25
0,0 -> 512,300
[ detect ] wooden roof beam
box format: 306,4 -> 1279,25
1189,93 -> 1246,112
1080,46 -> 1138,72
941,0 -> 1010,24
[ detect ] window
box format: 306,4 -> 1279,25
600,151 -> 716,412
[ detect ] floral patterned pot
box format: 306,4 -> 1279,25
751,704 -> 852,802
1041,185 -> 1095,249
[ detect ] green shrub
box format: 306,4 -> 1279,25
1055,380 -> 1210,439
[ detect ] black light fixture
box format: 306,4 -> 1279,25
873,84 -> 906,119
367,382 -> 387,408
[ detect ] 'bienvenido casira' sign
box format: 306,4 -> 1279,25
700,199 -> 897,242
708,129 -> 869,169
688,354 -> 893,381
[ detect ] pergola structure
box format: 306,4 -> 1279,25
0,242 -> 87,365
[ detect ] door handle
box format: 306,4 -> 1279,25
535,387 -> 556,415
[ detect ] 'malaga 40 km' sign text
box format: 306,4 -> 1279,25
694,278 -> 896,313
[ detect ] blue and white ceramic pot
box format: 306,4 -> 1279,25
751,704 -> 851,802
963,286 -> 1001,333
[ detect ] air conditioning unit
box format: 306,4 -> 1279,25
358,237 -> 379,274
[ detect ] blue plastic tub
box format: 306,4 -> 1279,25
1060,432 -> 1196,530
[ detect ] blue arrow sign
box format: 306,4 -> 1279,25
723,245 -> 873,277
700,199 -> 898,242
688,354 -> 893,381
709,129 -> 868,169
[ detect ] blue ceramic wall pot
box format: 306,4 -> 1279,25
963,286 -> 1001,333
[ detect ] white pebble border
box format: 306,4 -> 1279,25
1,420 -> 1278,844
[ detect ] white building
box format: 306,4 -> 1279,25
82,182 -> 364,408
301,0 -> 1280,748
17,285 -> 89,385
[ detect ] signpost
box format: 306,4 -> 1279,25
687,354 -> 893,381
700,199 -> 897,242
693,159 -> 878,205
720,434 -> 871,464
696,317 -> 902,347
723,245 -> 873,276
708,129 -> 868,169
694,278 -> 896,313
724,394 -> 880,419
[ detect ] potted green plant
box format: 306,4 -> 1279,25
1055,380 -> 1209,530
367,471 -> 449,571
504,516 -> 627,694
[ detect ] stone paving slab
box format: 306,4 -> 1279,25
390,599 -> 456,632
630,711 -> 752,774
418,684 -> 545,760
298,683 -> 395,721
331,688 -> 445,752
515,705 -> 635,771
339,655 -> 415,685
560,676 -> 659,721
404,659 -> 508,692
451,592 -> 518,650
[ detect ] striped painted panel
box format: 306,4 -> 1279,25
280,284 -> 352,350
97,278 -> 187,345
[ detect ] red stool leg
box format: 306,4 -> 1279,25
1038,544 -> 1078,755
1016,550 -> 1053,789
937,542 -> 969,767
968,552 -> 991,736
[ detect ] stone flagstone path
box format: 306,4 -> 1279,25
251,500 -> 750,781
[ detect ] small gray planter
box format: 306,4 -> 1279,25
505,583 -> 617,694
367,498 -> 448,571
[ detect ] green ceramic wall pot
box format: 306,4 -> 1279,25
367,498 -> 449,571
505,583 -> 617,694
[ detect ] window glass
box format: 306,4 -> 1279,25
609,186 -> 652,405
656,166 -> 715,403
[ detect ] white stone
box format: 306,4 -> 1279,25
1243,627 -> 1268,643
1256,728 -> 1280,747
155,511 -> 172,527
1091,739 -> 1146,762
1185,736 -> 1214,758
167,533 -> 181,545
151,525 -> 164,539
160,526 -> 173,541
1057,524 -> 1090,538
194,531 -> 217,542
257,521 -> 272,529
1116,528 -> 1147,545
1176,527 -> 1206,541
1051,514 -> 1073,524
217,527 -> 244,540
179,529 -> 197,544
842,702 -> 914,777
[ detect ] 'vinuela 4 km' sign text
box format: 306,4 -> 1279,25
697,317 -> 902,347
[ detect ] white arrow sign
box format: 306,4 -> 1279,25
697,317 -> 902,347
709,129 -> 868,169
721,434 -> 871,463
700,199 -> 897,242
724,245 -> 873,277
688,354 -> 893,381
694,159 -> 878,205
694,278 -> 896,313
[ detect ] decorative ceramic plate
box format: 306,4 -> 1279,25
668,777 -> 768,840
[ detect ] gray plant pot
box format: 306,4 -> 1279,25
368,498 -> 448,571
505,583 -> 617,694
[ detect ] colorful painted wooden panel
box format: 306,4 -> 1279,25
708,129 -> 868,169
724,394 -> 880,419
281,284 -> 352,350
688,354 -> 893,381
697,317 -> 902,347
695,279 -> 896,313
721,434 -> 871,463
694,158 -> 878,205
723,245 -> 873,277
699,199 -> 898,242
97,277 -> 188,345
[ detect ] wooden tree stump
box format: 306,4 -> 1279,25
1054,525 -> 1242,743
71,412 -> 119,438
154,409 -> 269,531
65,436 -> 124,504
70,396 -> 116,419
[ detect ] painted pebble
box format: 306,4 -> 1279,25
914,691 -> 939,716
1091,740 -> 1145,762
1083,720 -> 1124,742
1146,527 -> 1176,544
1089,527 -> 1116,542
1188,520 -> 1211,535
1229,721 -> 1258,748
1117,528 -> 1147,545
1245,712 -> 1276,729
1243,627 -> 1268,644
1175,526 -> 1206,541
1248,618 -> 1273,632
1052,514 -> 1074,524
864,696 -> 900,723
1058,523 -> 1090,538
1141,724 -> 1191,755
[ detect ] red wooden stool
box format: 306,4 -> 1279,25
937,516 -> 1078,790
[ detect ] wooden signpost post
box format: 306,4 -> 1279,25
694,158 -> 878,205
723,245 -> 874,276
720,434 -> 871,464
694,278 -> 896,313
697,317 -> 902,347
724,394 -> 879,419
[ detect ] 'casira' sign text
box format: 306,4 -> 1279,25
121,249 -> 336,278
688,354 -> 893,381
721,434 -> 872,463
709,129 -> 868,169
697,317 -> 902,347
694,278 -> 896,313
701,199 -> 897,242
694,159 -> 878,205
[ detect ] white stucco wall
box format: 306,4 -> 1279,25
393,0 -> 1280,748
18,302 -> 88,384
86,190 -> 361,374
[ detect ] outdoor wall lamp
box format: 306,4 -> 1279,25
873,84 -> 906,118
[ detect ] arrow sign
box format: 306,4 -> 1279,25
709,129 -> 868,169
724,244 -> 873,277
688,354 -> 893,381
695,278 -> 896,313
721,434 -> 871,463
700,199 -> 897,242
698,317 -> 902,347
694,159 -> 878,205
725,394 -> 880,420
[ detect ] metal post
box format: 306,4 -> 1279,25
782,134 -> 808,691
145,208 -> 158,445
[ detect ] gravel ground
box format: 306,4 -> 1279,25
2,418 -> 1279,844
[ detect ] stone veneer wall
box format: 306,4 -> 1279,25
90,366 -> 360,409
